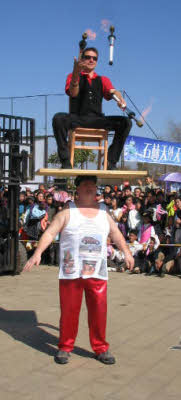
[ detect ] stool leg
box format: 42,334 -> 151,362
70,132 -> 76,167
98,139 -> 102,170
103,135 -> 108,170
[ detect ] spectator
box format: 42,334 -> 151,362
121,195 -> 135,215
118,213 -> 128,239
134,187 -> 142,199
174,196 -> 181,244
144,176 -> 157,192
110,197 -> 122,224
96,190 -> 104,203
104,194 -> 112,209
127,198 -> 143,231
138,210 -> 160,249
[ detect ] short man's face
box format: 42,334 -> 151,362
77,180 -> 96,196
83,51 -> 98,71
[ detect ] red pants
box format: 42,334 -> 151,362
58,278 -> 109,354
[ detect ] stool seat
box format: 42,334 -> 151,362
68,127 -> 108,170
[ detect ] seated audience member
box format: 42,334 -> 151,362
121,195 -> 135,215
174,196 -> 181,244
154,252 -> 166,277
107,236 -> 124,271
156,190 -> 167,209
174,247 -> 181,274
145,189 -> 157,210
134,187 -> 142,199
104,185 -> 112,195
126,229 -> 144,273
23,191 -> 47,241
19,191 -> 26,220
110,197 -> 122,224
166,194 -> 176,217
137,237 -> 157,274
144,176 -> 157,193
104,194 -> 112,209
25,187 -> 32,198
164,216 -> 174,239
161,234 -> 176,275
118,213 -> 129,239
96,190 -> 104,203
38,183 -> 47,194
138,210 -> 160,249
46,194 -> 57,225
127,198 -> 143,231
121,185 -> 132,204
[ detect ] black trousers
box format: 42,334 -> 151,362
52,113 -> 132,164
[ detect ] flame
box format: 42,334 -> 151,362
85,29 -> 96,40
100,19 -> 110,32
140,102 -> 153,123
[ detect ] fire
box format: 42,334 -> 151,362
85,29 -> 96,40
100,19 -> 110,32
140,102 -> 153,124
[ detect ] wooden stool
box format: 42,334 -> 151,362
68,127 -> 108,170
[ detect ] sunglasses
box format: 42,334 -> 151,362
83,55 -> 98,61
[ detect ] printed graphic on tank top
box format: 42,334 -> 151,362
62,248 -> 76,275
59,202 -> 110,280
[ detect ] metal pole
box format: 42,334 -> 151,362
121,89 -> 125,169
45,95 -> 48,136
44,95 -> 48,185
11,98 -> 14,115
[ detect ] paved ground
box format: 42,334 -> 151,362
0,267 -> 181,400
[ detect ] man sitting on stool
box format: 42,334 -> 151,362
53,47 -> 132,170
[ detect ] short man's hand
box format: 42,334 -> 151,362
23,252 -> 41,272
124,252 -> 134,271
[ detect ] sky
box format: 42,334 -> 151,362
0,0 -> 181,147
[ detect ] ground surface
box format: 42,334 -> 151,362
0,266 -> 181,400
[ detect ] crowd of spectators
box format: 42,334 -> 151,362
1,175 -> 181,277
99,176 -> 181,277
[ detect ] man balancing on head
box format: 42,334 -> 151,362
52,47 -> 132,170
24,175 -> 134,365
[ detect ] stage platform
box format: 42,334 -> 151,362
36,168 -> 148,179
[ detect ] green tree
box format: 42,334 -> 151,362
48,149 -> 96,169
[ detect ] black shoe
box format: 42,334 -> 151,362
62,161 -> 72,169
96,350 -> 116,365
54,350 -> 71,364
107,162 -> 117,170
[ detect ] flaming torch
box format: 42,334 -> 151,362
108,25 -> 116,65
79,32 -> 88,56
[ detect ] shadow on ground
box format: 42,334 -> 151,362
0,307 -> 94,359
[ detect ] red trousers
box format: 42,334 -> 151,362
58,278 -> 109,354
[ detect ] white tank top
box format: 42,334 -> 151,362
59,202 -> 110,280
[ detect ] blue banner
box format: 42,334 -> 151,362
124,136 -> 181,166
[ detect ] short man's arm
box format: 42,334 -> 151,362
107,212 -> 134,270
23,208 -> 69,271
